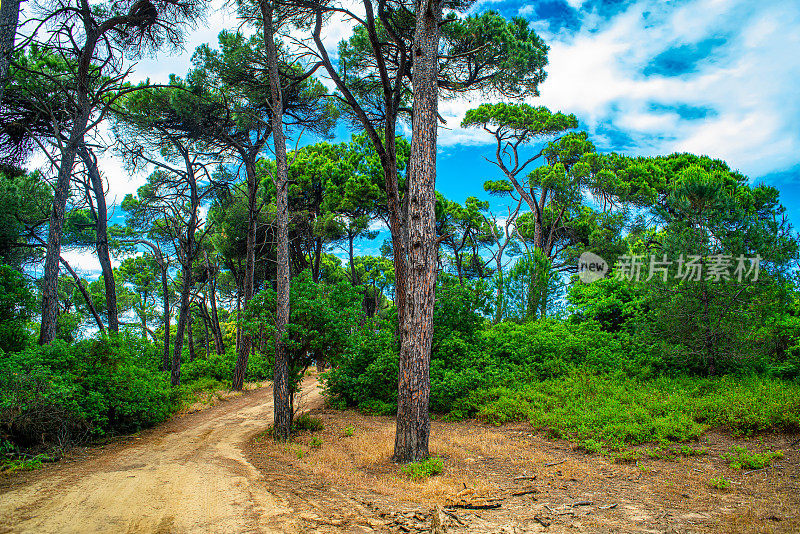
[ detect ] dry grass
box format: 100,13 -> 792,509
247,408 -> 800,533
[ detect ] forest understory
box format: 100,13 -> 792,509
1,377 -> 797,534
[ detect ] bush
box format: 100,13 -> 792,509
0,264 -> 34,352
708,476 -> 731,490
294,413 -> 323,432
401,456 -> 443,480
0,336 -> 178,448
722,445 -> 784,470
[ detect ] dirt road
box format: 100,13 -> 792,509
0,378 -> 324,534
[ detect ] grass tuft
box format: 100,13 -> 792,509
401,457 -> 444,480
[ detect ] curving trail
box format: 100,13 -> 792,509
0,377 -> 324,534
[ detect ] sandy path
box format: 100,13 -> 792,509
0,377 -> 324,534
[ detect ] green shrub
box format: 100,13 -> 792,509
0,264 -> 34,352
294,413 -> 323,432
401,456 -> 443,480
0,336 -> 178,447
722,445 -> 783,470
343,425 -> 355,437
708,476 -> 731,490
455,373 -> 800,451
309,436 -> 322,449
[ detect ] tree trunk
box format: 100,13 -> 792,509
0,0 -> 21,103
205,251 -> 224,355
39,111 -> 92,344
187,307 -> 196,362
79,145 -> 119,333
494,262 -> 504,324
171,267 -> 192,385
160,254 -> 170,371
170,159 -> 199,386
232,160 -> 258,389
393,0 -> 441,463
348,229 -> 357,286
312,236 -> 322,283
263,0 -> 292,441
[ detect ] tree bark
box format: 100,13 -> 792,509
262,0 -> 292,440
79,145 -> 119,333
39,21 -> 104,345
187,306 -> 196,362
0,0 -> 21,103
205,252 -> 224,355
232,170 -> 256,383
39,111 -> 92,344
170,156 -> 199,386
393,0 -> 441,463
232,160 -> 258,389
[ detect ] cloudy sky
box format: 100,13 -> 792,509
51,0 -> 800,272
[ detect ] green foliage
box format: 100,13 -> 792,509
246,271 -> 363,396
453,373 -> 800,451
294,413 -> 323,432
1,453 -> 50,473
401,457 -> 443,480
181,347 -> 271,384
343,426 -> 355,437
707,476 -> 731,490
309,436 -> 323,449
0,336 -> 178,447
722,445 -> 783,470
0,264 -> 35,352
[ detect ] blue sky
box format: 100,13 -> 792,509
53,0 -> 800,271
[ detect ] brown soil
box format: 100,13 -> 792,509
1,377 -> 798,533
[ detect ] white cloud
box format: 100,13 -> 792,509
436,0 -> 800,180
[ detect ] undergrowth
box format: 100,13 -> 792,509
452,373 -> 800,451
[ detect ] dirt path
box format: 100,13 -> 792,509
0,377 -> 324,534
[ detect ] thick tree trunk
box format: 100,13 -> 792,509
393,0 -> 441,463
79,146 -> 119,333
263,1 -> 292,441
0,0 -> 21,103
232,161 -> 258,389
40,25 -> 102,345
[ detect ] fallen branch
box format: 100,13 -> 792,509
513,475 -> 536,481
446,503 -> 501,510
534,515 -> 551,527
572,501 -> 593,507
544,459 -> 566,467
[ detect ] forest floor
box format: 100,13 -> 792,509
1,375 -> 798,534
